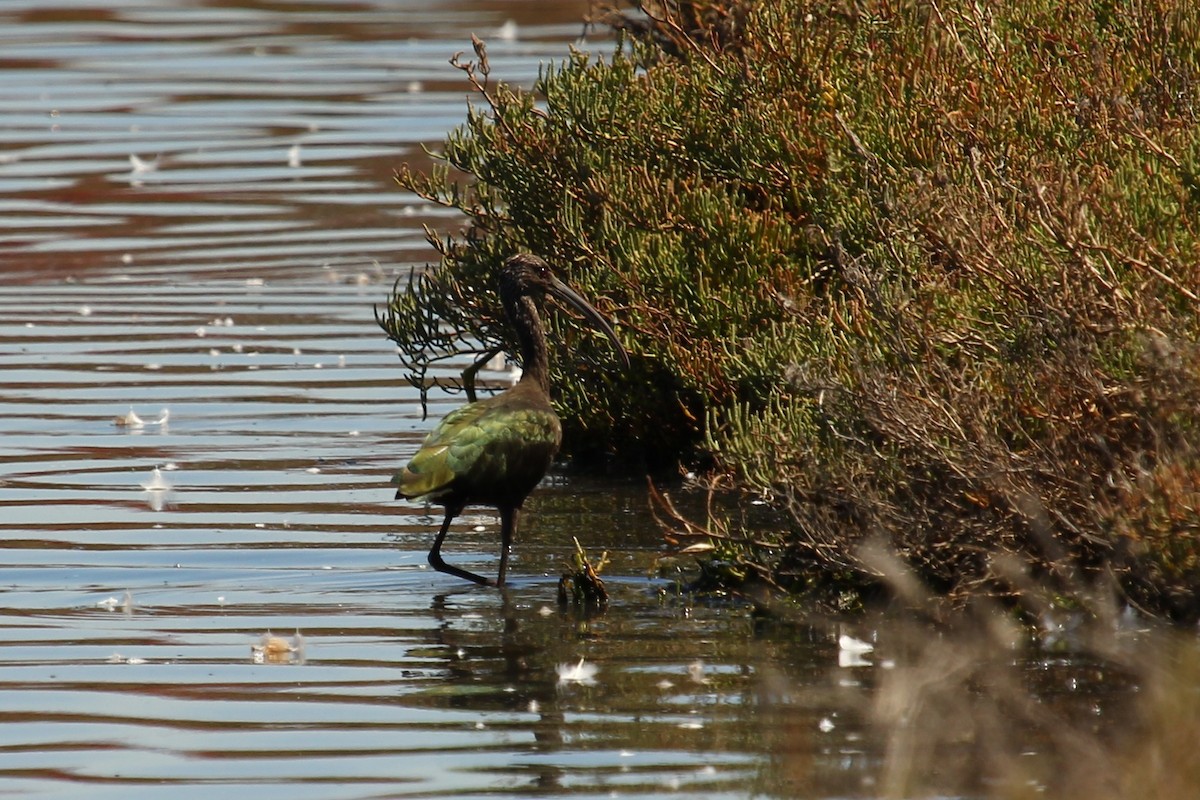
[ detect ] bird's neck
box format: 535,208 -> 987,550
505,293 -> 550,394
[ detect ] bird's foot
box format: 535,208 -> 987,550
428,552 -> 494,587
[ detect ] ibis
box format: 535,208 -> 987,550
395,253 -> 629,586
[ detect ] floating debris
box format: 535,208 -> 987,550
556,657 -> 599,686
141,467 -> 171,492
838,634 -> 874,668
251,630 -> 305,664
107,653 -> 148,665
115,407 -> 169,429
557,537 -> 609,607
838,652 -> 872,668
129,153 -> 157,174
127,154 -> 158,187
96,591 -> 132,614
139,467 -> 173,511
494,19 -> 518,41
687,660 -> 708,684
838,634 -> 874,654
287,142 -> 302,168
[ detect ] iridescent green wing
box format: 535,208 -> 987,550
394,400 -> 560,501
393,402 -> 488,500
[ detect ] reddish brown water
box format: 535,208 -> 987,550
0,3 -> 1188,799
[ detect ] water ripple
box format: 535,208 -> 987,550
0,2 -> 816,798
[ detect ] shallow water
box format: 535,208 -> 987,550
0,2 -> 1186,799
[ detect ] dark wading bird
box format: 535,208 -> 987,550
395,253 -> 630,586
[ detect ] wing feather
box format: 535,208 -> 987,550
395,397 -> 561,505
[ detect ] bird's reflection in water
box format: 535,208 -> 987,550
421,586 -> 617,792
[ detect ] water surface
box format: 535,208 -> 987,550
0,2 -> 1187,799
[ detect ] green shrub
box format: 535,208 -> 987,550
379,0 -> 1200,619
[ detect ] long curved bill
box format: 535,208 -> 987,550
547,276 -> 631,369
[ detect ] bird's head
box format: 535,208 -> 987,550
499,253 -> 558,297
500,254 -> 630,369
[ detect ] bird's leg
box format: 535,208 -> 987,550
461,345 -> 504,404
428,509 -> 492,586
496,506 -> 517,587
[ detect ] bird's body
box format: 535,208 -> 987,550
397,381 -> 561,513
394,254 -> 627,586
